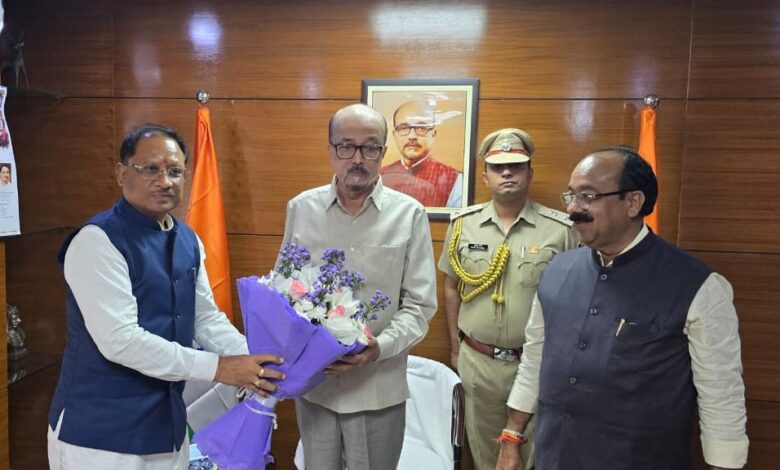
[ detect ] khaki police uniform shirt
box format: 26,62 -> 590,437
438,199 -> 578,349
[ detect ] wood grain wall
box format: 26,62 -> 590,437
2,0 -> 778,468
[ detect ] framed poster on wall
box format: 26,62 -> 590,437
362,79 -> 479,219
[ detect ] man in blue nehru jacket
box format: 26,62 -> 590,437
497,147 -> 748,470
47,124 -> 285,469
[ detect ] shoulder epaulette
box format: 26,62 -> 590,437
538,205 -> 573,227
450,202 -> 489,221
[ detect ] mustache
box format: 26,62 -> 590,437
348,165 -> 369,175
569,212 -> 593,223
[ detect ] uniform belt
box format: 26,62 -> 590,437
460,332 -> 522,362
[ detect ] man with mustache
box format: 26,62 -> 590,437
380,99 -> 462,207
281,104 -> 437,469
47,124 -> 284,469
439,128 -> 577,470
497,147 -> 748,470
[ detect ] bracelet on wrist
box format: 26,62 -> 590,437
495,428 -> 527,445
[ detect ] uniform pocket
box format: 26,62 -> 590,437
457,242 -> 493,274
517,248 -> 555,287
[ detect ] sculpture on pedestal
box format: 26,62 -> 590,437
7,303 -> 28,361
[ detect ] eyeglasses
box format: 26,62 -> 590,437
330,142 -> 385,160
127,163 -> 188,181
394,125 -> 435,137
561,189 -> 636,209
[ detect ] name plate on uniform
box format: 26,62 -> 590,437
468,243 -> 488,251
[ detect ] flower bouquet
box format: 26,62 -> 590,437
193,244 -> 390,469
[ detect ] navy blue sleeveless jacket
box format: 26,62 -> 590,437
48,197 -> 200,454
534,232 -> 711,470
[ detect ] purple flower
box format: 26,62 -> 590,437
305,284 -> 328,307
271,245 -> 391,338
355,290 -> 391,322
369,290 -> 392,311
316,263 -> 339,288
276,244 -> 311,277
340,270 -> 365,290
321,249 -> 346,270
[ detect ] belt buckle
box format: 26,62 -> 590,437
493,346 -> 517,362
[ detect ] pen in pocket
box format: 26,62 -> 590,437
616,318 -> 626,337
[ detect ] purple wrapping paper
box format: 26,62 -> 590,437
192,397 -> 276,469
193,276 -> 365,469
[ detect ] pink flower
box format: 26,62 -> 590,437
328,305 -> 346,317
289,280 -> 308,300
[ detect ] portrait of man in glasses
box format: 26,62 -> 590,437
380,99 -> 463,208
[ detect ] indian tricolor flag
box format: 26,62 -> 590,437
187,105 -> 234,321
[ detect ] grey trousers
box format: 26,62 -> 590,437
296,398 -> 406,470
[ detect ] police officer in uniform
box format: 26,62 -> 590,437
438,128 -> 578,470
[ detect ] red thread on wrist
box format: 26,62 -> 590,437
495,430 -> 527,445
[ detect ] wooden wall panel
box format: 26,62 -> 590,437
112,0 -> 691,100
115,98 -> 684,241
5,231 -> 68,354
2,0 -> 113,97
9,361 -> 59,470
693,251 -> 780,403
6,99 -> 115,232
743,400 -> 780,469
0,242 -> 6,389
680,100 -> 780,254
0,388 -> 7,470
690,0 -> 780,98
409,241 -> 450,365
227,234 -> 281,332
0,242 -> 7,470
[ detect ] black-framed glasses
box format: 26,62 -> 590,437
561,189 -> 636,209
394,124 -> 435,137
329,142 -> 385,160
127,163 -> 188,181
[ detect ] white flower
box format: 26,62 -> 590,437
322,315 -> 368,345
308,305 -> 328,323
292,298 -> 314,318
271,274 -> 292,293
296,266 -> 319,289
329,289 -> 360,317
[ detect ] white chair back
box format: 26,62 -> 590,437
294,355 -> 463,470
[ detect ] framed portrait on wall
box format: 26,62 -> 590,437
361,78 -> 479,219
